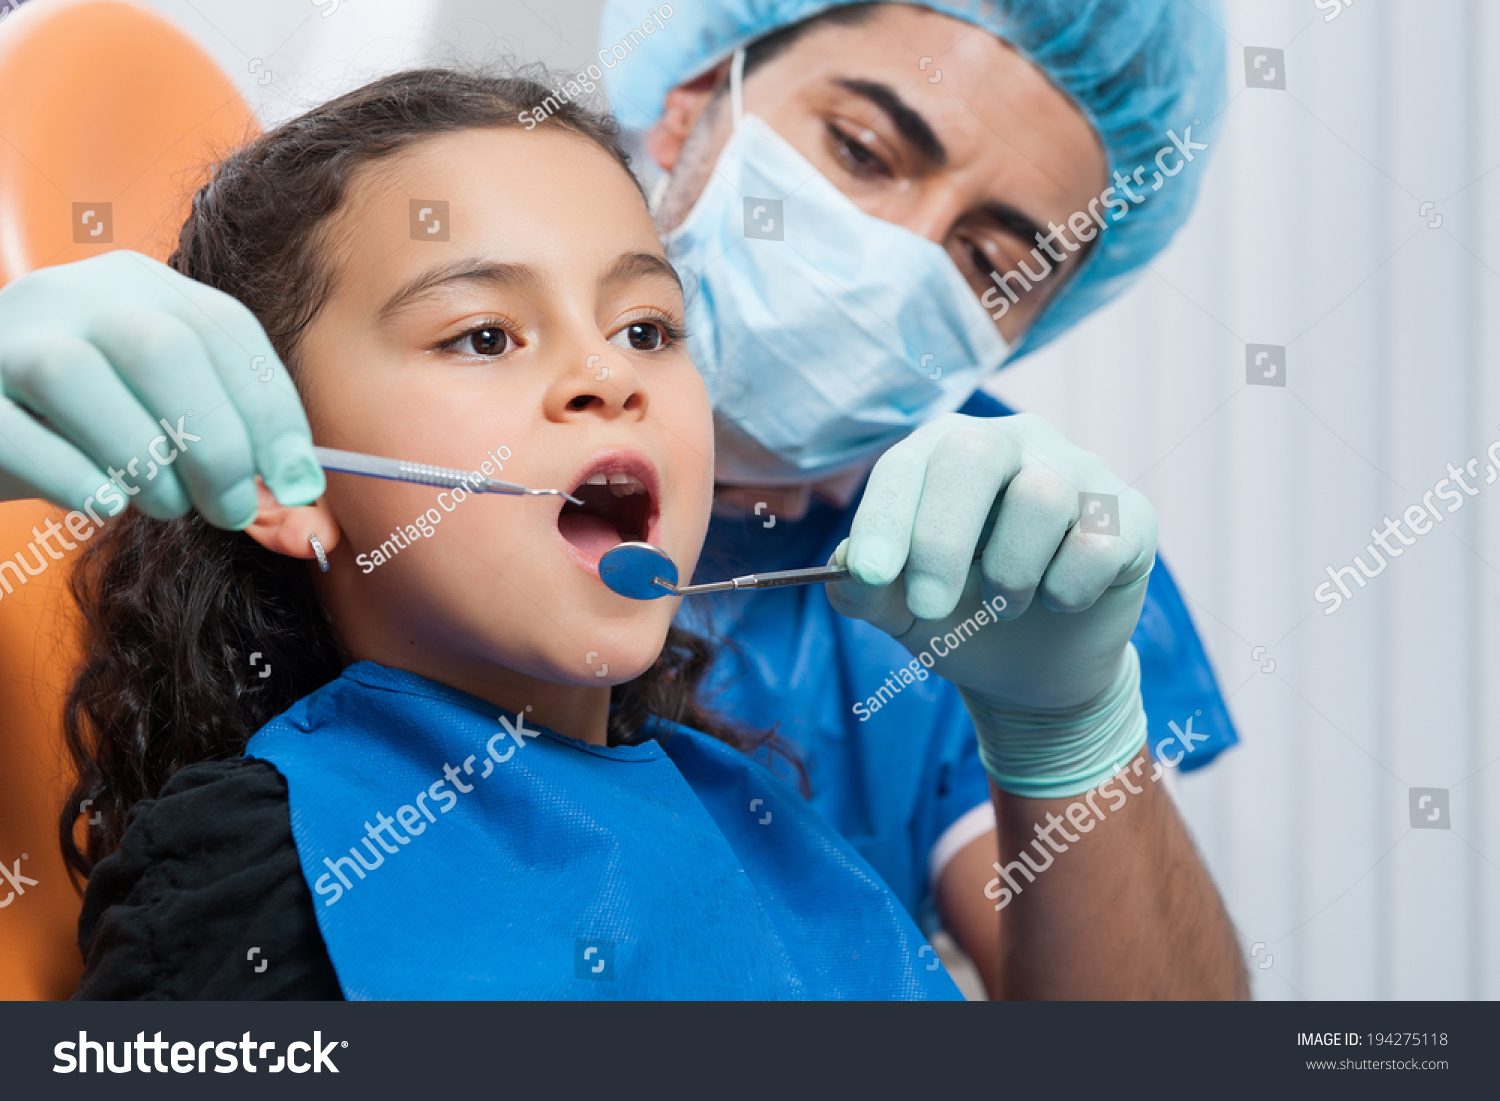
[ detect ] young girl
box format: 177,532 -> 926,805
62,68 -> 960,1000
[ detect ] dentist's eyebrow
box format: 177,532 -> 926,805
978,200 -> 1046,245
377,260 -> 546,321
598,251 -> 683,294
832,78 -> 947,169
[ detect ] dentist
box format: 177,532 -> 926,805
601,0 -> 1244,999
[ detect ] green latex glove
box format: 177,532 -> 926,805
0,251 -> 324,529
826,412 -> 1157,798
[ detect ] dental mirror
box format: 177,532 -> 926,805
599,541 -> 681,600
598,541 -> 853,600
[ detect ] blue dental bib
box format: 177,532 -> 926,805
246,662 -> 960,1000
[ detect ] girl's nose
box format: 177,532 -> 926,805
542,344 -> 648,422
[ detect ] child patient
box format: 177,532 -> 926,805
62,69 -> 959,1000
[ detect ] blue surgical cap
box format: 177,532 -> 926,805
598,0 -> 1227,357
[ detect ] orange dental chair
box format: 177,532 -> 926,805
0,0 -> 258,999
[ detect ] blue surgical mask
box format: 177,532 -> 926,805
661,49 -> 1012,486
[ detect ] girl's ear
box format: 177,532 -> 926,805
645,61 -> 731,172
243,479 -> 342,564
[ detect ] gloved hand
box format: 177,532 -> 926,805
0,251 -> 323,529
826,412 -> 1157,798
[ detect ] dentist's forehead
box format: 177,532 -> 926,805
749,25 -> 1105,215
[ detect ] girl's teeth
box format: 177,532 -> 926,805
581,471 -> 646,496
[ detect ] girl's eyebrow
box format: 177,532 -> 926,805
377,260 -> 546,321
599,252 -> 683,294
377,254 -> 680,322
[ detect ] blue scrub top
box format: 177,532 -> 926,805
679,391 -> 1238,920
247,662 -> 962,1000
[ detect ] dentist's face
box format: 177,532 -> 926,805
649,4 -> 1108,343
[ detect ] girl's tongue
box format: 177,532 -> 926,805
557,510 -> 625,560
557,475 -> 653,561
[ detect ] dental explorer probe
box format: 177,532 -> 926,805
314,446 -> 582,505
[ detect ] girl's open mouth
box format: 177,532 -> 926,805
556,452 -> 659,564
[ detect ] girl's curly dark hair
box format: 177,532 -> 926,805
59,67 -> 798,884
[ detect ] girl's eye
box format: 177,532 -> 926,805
609,320 -> 669,352
443,325 -> 517,357
438,325 -> 516,360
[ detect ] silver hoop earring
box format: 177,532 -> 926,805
309,532 -> 330,573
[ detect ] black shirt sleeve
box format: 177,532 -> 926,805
73,757 -> 344,1000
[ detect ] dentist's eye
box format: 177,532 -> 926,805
967,242 -> 1002,285
442,324 -> 517,357
959,236 -> 1034,300
827,121 -> 891,180
607,318 -> 680,352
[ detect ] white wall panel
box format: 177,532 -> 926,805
991,0 -> 1500,999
